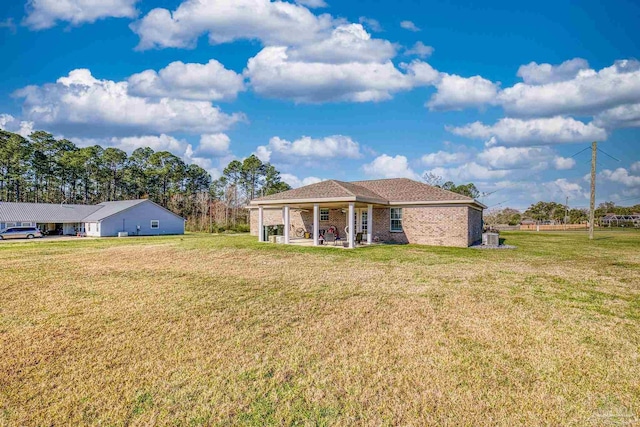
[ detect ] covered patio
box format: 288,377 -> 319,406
251,180 -> 390,249
255,201 -> 386,249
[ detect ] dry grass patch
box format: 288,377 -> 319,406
0,231 -> 639,425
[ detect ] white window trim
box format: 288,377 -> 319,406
151,220 -> 160,229
390,208 -> 403,232
320,208 -> 330,221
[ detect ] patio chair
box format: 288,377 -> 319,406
325,232 -> 336,245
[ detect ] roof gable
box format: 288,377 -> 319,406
82,199 -> 147,221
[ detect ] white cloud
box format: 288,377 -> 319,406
128,135 -> 187,153
256,135 -> 361,162
420,150 -> 469,167
362,154 -> 420,179
631,162 -> 640,174
427,162 -> 511,182
553,156 -> 576,170
405,42 -> 434,58
183,144 -> 229,180
422,59 -> 640,127
600,168 -> 640,187
0,114 -> 34,138
594,103 -> 640,129
130,0 -> 335,50
473,145 -> 575,171
477,146 -> 552,170
280,173 -> 323,188
115,134 -> 186,153
24,0 -> 138,30
295,0 -> 327,8
74,134 -> 188,154
13,69 -> 244,137
287,24 -> 396,64
400,20 -> 420,32
516,58 -> 590,85
427,74 -> 499,111
499,59 -> 640,118
403,60 -> 440,86
358,16 -> 382,33
197,133 -> 231,156
127,59 -> 245,101
448,116 -> 607,146
245,46 -> 418,103
543,178 -> 588,200
255,145 -> 272,163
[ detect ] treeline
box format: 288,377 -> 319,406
0,130 -> 290,231
422,173 -> 481,198
486,201 -> 640,226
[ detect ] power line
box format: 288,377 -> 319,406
488,200 -> 511,208
597,148 -> 621,163
570,145 -> 591,158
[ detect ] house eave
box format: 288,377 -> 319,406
388,199 -> 487,209
249,196 -> 389,206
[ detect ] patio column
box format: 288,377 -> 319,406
283,205 -> 290,244
367,204 -> 373,244
258,206 -> 264,242
313,204 -> 319,246
348,202 -> 355,249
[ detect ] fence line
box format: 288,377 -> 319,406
519,224 -> 589,231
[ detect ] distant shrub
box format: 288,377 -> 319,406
234,224 -> 250,233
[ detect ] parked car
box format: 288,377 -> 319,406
0,227 -> 43,240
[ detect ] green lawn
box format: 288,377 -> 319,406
0,231 -> 639,426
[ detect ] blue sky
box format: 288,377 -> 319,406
1,0 -> 639,210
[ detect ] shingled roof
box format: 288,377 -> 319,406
251,178 -> 484,207
350,178 -> 473,202
254,180 -> 387,203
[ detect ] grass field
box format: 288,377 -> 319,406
1,231 -> 639,426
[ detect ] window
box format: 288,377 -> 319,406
390,208 -> 403,232
320,208 -> 329,221
361,211 -> 368,233
151,220 -> 160,229
21,222 -> 33,226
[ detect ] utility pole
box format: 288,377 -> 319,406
565,196 -> 569,230
589,141 -> 597,240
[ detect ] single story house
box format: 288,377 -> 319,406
249,178 -> 486,248
0,199 -> 185,237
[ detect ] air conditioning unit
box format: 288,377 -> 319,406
118,232 -> 128,238
482,232 -> 499,246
